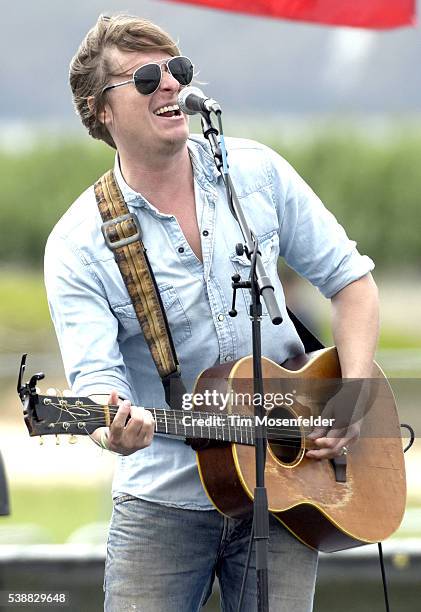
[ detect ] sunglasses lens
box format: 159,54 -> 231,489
133,57 -> 193,95
168,56 -> 194,86
134,63 -> 162,95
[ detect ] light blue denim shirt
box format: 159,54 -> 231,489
44,136 -> 374,509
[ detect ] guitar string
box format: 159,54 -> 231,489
44,401 -> 330,434
41,402 -> 343,445
39,421 -> 333,446
44,402 -> 323,436
43,428 -> 310,447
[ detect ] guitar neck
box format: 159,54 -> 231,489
25,394 -> 304,447
26,394 -> 258,445
147,407 -> 255,445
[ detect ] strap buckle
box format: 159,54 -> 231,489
101,213 -> 142,250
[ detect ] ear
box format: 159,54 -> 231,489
87,96 -> 95,113
87,95 -> 107,126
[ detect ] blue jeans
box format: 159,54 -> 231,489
104,496 -> 318,612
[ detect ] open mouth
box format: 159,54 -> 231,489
154,104 -> 182,118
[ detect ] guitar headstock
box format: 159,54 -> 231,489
24,393 -> 103,437
17,354 -> 111,438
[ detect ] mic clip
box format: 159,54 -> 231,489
229,254 -> 251,317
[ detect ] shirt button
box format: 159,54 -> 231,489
178,246 -> 185,253
217,314 -> 225,322
202,230 -> 209,237
224,355 -> 232,362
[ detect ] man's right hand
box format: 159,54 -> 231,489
99,390 -> 155,455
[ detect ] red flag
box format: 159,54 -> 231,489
167,0 -> 416,29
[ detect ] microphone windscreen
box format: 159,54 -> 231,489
178,86 -> 205,115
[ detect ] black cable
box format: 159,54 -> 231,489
377,422 -> 415,612
378,542 -> 391,612
401,423 -> 415,453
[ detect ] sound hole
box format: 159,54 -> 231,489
267,406 -> 302,465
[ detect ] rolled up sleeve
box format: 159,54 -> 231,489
269,150 -> 374,298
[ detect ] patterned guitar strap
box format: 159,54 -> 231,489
94,169 -> 187,411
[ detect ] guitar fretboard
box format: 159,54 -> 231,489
150,407 -> 256,445
32,395 -> 304,445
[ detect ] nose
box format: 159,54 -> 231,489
160,64 -> 181,92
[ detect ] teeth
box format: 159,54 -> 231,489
154,104 -> 180,115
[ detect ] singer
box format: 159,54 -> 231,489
45,13 -> 379,612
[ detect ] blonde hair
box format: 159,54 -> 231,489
69,14 -> 180,149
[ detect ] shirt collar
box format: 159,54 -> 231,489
187,136 -> 221,188
113,154 -> 147,208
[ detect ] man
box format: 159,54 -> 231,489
45,13 -> 379,612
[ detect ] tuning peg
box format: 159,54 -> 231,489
63,389 -> 73,397
55,434 -> 60,446
46,387 -> 59,396
68,435 -> 77,445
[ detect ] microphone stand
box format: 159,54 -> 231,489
199,111 -> 283,612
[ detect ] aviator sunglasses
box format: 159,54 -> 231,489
102,56 -> 194,96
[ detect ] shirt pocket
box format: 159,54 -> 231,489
230,230 -> 279,268
112,283 -> 192,347
229,230 -> 279,315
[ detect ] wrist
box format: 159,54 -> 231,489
99,427 -> 110,450
99,427 -> 123,456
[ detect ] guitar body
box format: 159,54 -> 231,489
195,347 -> 406,552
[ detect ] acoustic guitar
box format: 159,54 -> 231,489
18,347 -> 406,552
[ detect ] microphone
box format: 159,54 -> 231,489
178,86 -> 221,116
